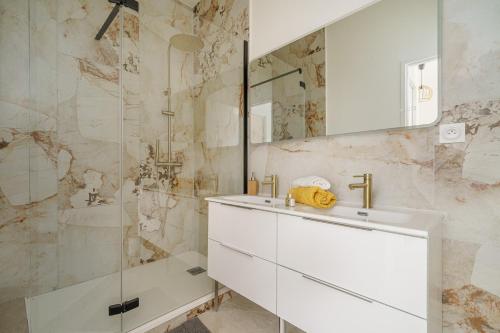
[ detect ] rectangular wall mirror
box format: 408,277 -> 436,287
249,0 -> 440,143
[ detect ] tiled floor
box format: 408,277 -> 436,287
147,292 -> 304,333
196,293 -> 304,333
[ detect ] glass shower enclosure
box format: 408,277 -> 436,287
0,0 -> 246,331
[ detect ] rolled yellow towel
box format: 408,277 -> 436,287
289,186 -> 336,209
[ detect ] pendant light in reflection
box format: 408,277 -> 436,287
418,63 -> 433,102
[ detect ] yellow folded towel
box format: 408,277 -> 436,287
289,186 -> 336,209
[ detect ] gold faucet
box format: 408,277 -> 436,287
348,173 -> 373,209
262,175 -> 278,198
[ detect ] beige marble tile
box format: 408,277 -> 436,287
443,285 -> 500,332
442,0 -> 500,108
56,223 -> 121,288
0,0 -> 30,124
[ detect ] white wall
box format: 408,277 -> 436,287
249,0 -> 379,60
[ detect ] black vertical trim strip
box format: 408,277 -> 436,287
243,40 -> 249,194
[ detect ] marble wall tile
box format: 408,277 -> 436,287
0,135 -> 31,205
194,3 -> 246,83
57,224 -> 121,288
29,0 -> 58,133
0,234 -> 31,303
441,0 -> 500,109
0,0 -> 30,130
136,191 -> 198,260
435,100 -> 500,246
0,0 -> 58,312
194,0 -> 249,40
443,285 -> 500,332
252,126 -> 435,209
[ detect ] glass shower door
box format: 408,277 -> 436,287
21,0 -> 124,332
121,0 -> 246,331
121,0 -> 215,330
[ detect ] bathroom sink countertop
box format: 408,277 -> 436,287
206,195 -> 444,238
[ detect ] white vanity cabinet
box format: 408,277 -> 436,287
277,266 -> 427,333
207,202 -> 278,313
277,214 -> 428,318
207,197 -> 442,333
208,202 -> 277,261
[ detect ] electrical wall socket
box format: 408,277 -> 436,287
439,123 -> 465,143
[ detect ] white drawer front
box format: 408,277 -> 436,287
208,202 -> 277,261
208,239 -> 276,313
277,214 -> 428,318
277,266 -> 426,333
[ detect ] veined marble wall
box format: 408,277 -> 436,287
249,0 -> 500,331
0,1 -> 247,330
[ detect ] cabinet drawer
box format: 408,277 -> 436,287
208,239 -> 276,313
208,202 -> 277,261
277,266 -> 426,333
277,214 -> 427,318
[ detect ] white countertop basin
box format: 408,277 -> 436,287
206,195 -> 444,238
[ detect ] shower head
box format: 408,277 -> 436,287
169,34 -> 204,52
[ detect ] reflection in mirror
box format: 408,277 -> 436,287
249,30 -> 325,143
326,0 -> 439,135
405,57 -> 439,126
249,0 -> 439,143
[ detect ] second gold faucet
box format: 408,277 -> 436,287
348,173 -> 373,208
262,175 -> 278,198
